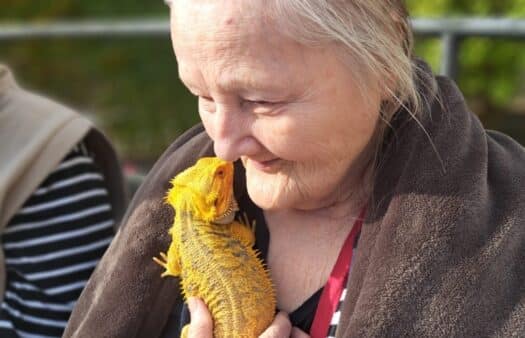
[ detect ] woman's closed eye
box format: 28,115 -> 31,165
242,99 -> 282,115
198,95 -> 282,115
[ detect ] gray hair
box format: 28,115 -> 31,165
266,0 -> 421,125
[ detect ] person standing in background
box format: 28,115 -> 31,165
0,64 -> 126,337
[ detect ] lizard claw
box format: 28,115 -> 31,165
239,212 -> 256,234
153,251 -> 181,277
153,252 -> 168,269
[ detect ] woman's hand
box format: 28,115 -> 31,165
258,311 -> 311,338
186,297 -> 213,338
187,297 -> 310,338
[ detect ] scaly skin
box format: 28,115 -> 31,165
154,157 -> 276,338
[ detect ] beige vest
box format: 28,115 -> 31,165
0,64 -> 126,299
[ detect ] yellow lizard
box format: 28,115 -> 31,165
153,157 -> 276,338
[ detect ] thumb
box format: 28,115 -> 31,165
187,297 -> 213,338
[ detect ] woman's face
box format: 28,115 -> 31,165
170,0 -> 382,211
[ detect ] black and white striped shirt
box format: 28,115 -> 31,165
0,143 -> 115,338
325,233 -> 359,337
326,287 -> 347,338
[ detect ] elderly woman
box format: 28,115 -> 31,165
64,0 -> 525,337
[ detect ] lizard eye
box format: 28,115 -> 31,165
216,169 -> 224,178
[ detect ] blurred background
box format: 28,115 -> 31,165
1,0 -> 524,192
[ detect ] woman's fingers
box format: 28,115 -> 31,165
259,311 -> 292,338
186,300 -> 310,338
291,327 -> 311,338
187,297 -> 213,338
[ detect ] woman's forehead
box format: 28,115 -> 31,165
170,0 -> 274,55
170,0 -> 348,96
170,0 -> 267,31
171,3 -> 306,81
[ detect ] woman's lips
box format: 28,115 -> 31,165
248,158 -> 281,173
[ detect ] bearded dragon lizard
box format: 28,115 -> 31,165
153,157 -> 276,338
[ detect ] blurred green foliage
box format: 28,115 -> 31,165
0,1 -> 524,164
407,0 -> 525,112
0,0 -> 166,20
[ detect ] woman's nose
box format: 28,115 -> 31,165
210,104 -> 259,162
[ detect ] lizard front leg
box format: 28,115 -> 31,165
228,213 -> 256,247
153,241 -> 182,277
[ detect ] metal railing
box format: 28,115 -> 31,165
412,18 -> 525,78
2,18 -> 525,78
0,19 -> 169,39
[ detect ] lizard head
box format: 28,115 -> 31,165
166,157 -> 238,224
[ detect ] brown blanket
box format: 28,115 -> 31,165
63,67 -> 525,337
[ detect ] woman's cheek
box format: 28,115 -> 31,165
253,116 -> 304,158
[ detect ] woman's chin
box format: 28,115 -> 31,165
245,173 -> 286,210
246,179 -> 279,210
244,158 -> 300,210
